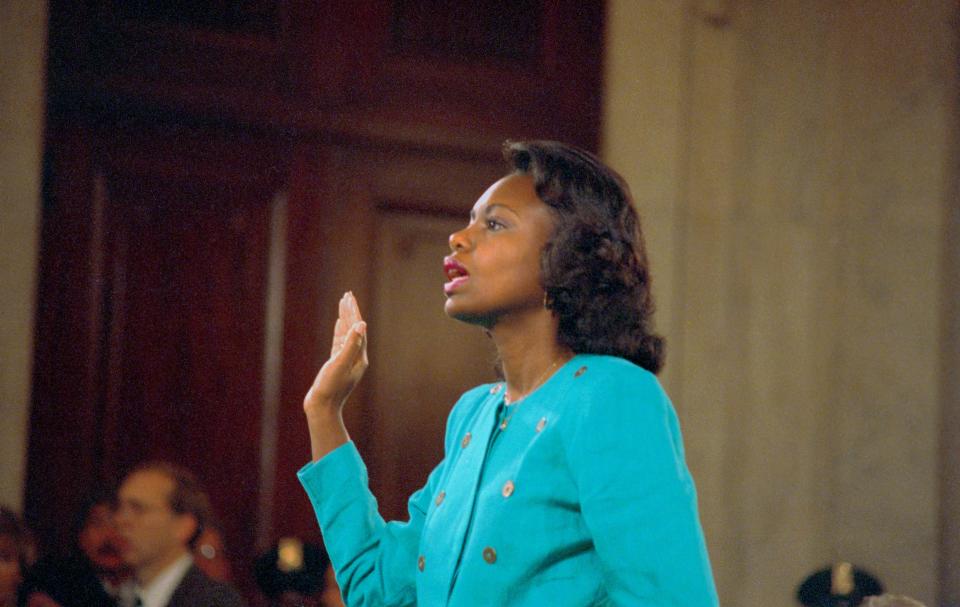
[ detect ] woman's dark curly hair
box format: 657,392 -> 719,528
505,140 -> 665,374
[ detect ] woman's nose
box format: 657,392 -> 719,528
449,227 -> 470,252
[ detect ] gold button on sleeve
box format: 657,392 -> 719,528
574,365 -> 588,377
434,491 -> 445,506
536,417 -> 547,432
482,547 -> 497,564
502,480 -> 514,498
461,432 -> 472,448
417,555 -> 425,571
499,418 -> 509,431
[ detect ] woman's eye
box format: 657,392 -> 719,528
486,218 -> 505,231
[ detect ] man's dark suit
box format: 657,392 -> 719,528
165,565 -> 245,607
19,554 -> 120,607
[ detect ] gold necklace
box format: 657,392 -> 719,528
503,356 -> 569,406
497,356 -> 569,433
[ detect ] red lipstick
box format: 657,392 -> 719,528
443,257 -> 469,295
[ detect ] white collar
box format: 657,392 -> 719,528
136,554 -> 193,607
102,577 -> 137,607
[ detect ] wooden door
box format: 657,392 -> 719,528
26,121 -> 286,598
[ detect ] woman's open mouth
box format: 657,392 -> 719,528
444,258 -> 470,294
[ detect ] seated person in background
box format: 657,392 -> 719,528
253,539 -> 343,607
0,507 -> 35,607
861,595 -> 926,607
797,562 -> 883,607
20,490 -> 134,607
115,462 -> 245,607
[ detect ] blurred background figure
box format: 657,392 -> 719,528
861,595 -> 926,607
191,520 -> 232,583
19,490 -> 133,607
797,562 -> 884,607
0,507 -> 36,607
115,462 -> 244,607
253,539 -> 342,607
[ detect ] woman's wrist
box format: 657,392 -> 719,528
305,405 -> 349,461
304,393 -> 342,418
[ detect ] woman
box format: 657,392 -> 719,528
298,141 -> 718,606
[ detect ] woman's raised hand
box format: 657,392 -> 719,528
303,292 -> 367,459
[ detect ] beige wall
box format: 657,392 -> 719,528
604,1 -> 957,605
0,1 -> 47,511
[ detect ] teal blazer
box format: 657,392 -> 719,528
298,354 -> 718,606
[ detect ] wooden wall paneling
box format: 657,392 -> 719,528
27,121 -> 288,598
99,126 -> 285,597
283,1 -> 386,105
544,0 -> 605,150
25,123 -> 106,553
47,0 -> 286,120
364,0 -> 605,151
46,1 -> 604,153
271,141 -> 349,544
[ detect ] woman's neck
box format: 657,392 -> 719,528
491,309 -> 573,400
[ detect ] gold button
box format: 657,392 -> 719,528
434,491 -> 445,506
417,555 -> 425,571
482,547 -> 497,564
574,365 -> 588,377
500,418 -> 509,431
490,384 -> 502,394
502,480 -> 514,498
461,432 -> 472,448
536,417 -> 547,432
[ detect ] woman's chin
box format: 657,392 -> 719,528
444,299 -> 493,328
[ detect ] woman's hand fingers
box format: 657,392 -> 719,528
331,317 -> 344,357
346,290 -> 363,326
333,321 -> 366,369
307,292 -> 369,415
330,291 -> 360,357
347,293 -> 368,368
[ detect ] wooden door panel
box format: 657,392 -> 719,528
100,157 -> 279,598
99,174 -> 272,572
26,126 -> 104,552
27,123 -> 284,599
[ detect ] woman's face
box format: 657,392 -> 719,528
444,173 -> 554,327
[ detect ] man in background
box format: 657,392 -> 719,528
115,462 -> 244,607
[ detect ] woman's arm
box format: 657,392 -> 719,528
565,364 -> 719,606
298,441 -> 442,607
297,292 -> 436,606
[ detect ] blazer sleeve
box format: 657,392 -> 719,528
296,386 -> 487,607
562,365 -> 719,606
298,441 -> 444,607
